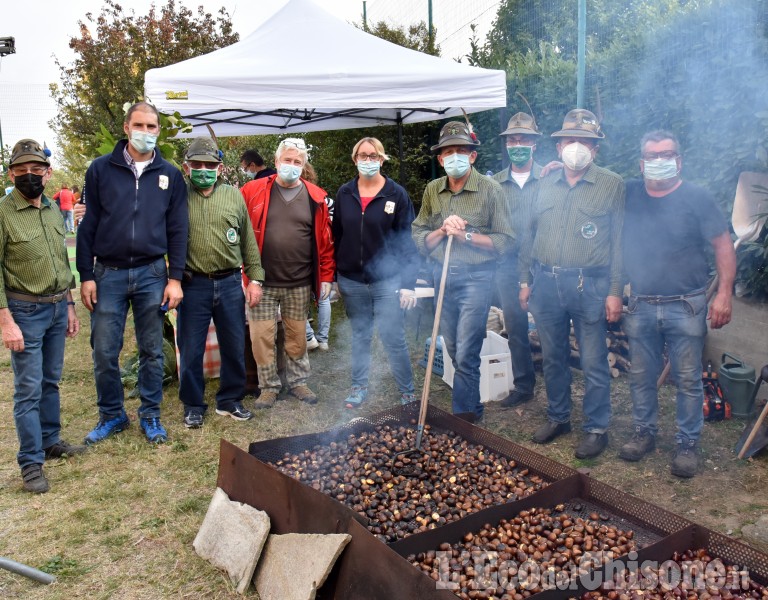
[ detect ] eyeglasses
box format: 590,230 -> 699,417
187,161 -> 220,170
280,138 -> 307,150
11,165 -> 49,176
355,153 -> 380,161
642,152 -> 679,160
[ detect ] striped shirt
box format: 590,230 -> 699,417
519,162 -> 625,296
185,182 -> 265,282
492,162 -> 542,257
0,190 -> 75,308
412,168 -> 514,264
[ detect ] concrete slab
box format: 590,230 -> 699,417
253,533 -> 352,600
193,487 -> 271,594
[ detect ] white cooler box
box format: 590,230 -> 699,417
441,330 -> 513,403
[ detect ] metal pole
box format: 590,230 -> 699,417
577,0 -> 586,108
0,557 -> 56,585
428,0 -> 434,53
363,1 -> 368,31
396,110 -> 405,185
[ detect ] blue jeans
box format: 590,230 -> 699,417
528,270 -> 611,433
305,295 -> 331,343
496,256 -> 536,395
90,258 -> 167,419
62,210 -> 74,232
623,292 -> 708,443
177,272 -> 246,415
9,299 -> 68,468
436,266 -> 494,419
337,274 -> 415,395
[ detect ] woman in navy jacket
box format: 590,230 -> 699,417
332,137 -> 420,408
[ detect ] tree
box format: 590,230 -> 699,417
51,0 -> 238,174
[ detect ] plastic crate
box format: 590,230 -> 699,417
442,331 -> 513,403
418,336 -> 444,376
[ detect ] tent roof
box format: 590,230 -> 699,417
144,0 -> 506,136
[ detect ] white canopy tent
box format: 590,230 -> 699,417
143,0 -> 507,138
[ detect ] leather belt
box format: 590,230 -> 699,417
447,263 -> 496,275
633,290 -> 706,305
189,268 -> 241,280
5,289 -> 69,304
539,264 -> 608,277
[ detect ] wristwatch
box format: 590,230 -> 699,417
249,280 -> 263,287
520,283 -> 529,289
464,232 -> 473,243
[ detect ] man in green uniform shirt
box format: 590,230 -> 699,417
0,139 -> 85,494
519,109 -> 625,459
177,137 -> 265,428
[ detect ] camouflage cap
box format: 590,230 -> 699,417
430,121 -> 481,153
10,139 -> 50,167
499,112 -> 541,137
550,109 -> 605,139
185,136 -> 222,163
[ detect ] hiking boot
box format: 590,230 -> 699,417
575,432 -> 609,459
532,421 -> 571,444
84,413 -> 130,445
619,428 -> 656,462
400,392 -> 416,406
500,390 -> 534,408
140,417 -> 168,444
21,464 -> 49,494
306,336 -> 319,351
671,440 -> 698,478
44,439 -> 87,460
290,385 -> 318,405
216,403 -> 253,421
183,411 -> 204,429
253,390 -> 278,409
344,386 -> 368,408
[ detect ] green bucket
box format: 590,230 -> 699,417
718,353 -> 757,418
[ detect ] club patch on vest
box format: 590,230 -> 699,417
226,228 -> 238,243
581,221 -> 597,239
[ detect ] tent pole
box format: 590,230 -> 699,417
397,110 -> 405,185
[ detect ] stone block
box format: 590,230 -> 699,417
742,514 -> 768,554
193,487 -> 271,594
253,533 -> 352,600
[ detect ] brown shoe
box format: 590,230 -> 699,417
253,390 -> 278,409
44,439 -> 87,460
22,464 -> 49,494
289,385 -> 317,405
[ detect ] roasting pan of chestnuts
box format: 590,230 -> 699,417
215,404 -> 768,600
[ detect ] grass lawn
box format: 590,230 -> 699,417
0,295 -> 766,598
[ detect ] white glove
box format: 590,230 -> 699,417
399,289 -> 417,310
320,282 -> 332,300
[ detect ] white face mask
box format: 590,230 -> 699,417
442,152 -> 471,178
643,158 -> 679,181
277,163 -> 302,184
561,142 -> 593,171
129,130 -> 158,154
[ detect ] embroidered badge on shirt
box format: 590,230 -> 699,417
581,222 -> 597,239
384,201 -> 395,214
159,175 -> 169,190
226,228 -> 238,243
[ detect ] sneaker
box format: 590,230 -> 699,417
671,440 -> 698,478
84,413 -> 130,445
21,464 -> 49,494
140,417 -> 168,444
531,420 -> 571,444
344,386 -> 368,408
400,392 -> 416,406
216,403 -> 253,421
183,411 -> 204,429
306,336 -> 319,351
619,428 -> 655,462
44,439 -> 87,460
253,390 -> 278,409
500,390 -> 534,408
575,432 -> 609,459
290,385 -> 318,405
318,342 -> 329,351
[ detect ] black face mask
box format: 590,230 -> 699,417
14,173 -> 46,200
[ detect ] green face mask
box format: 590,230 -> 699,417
507,145 -> 533,166
190,168 -> 218,189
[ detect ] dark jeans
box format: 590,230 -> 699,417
496,256 -> 536,395
528,269 -> 611,433
177,272 -> 246,414
90,258 -> 167,419
436,266 -> 494,420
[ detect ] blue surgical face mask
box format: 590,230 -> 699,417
277,163 -> 302,184
357,160 -> 381,178
129,130 -> 158,154
442,152 -> 471,178
643,158 -> 679,181
240,167 -> 257,180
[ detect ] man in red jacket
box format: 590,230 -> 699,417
240,138 -> 335,408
